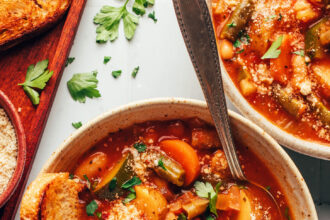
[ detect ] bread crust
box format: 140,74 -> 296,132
0,0 -> 71,51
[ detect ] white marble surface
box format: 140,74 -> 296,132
15,0 -> 329,219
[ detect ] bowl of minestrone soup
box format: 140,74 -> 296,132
20,98 -> 317,220
210,0 -> 330,159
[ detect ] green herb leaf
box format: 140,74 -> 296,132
178,213 -> 187,220
227,22 -> 236,27
86,200 -> 98,216
109,177 -> 117,191
72,121 -> 82,129
206,216 -> 215,220
261,35 -> 283,59
67,71 -> 101,103
194,181 -> 216,199
103,56 -> 111,64
18,59 -> 54,105
236,49 -> 245,54
121,176 -> 142,189
148,11 -> 157,23
96,212 -> 102,219
131,66 -> 140,78
112,70 -> 122,78
69,174 -> 74,179
94,0 -> 139,42
133,0 -> 146,15
209,182 -> 222,216
233,40 -> 241,48
293,50 -> 305,57
158,158 -> 167,171
122,192 -> 136,204
134,142 -> 146,152
265,186 -> 271,191
66,57 -> 75,67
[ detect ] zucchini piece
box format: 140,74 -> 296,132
94,153 -> 135,200
307,95 -> 330,126
151,151 -> 185,187
273,85 -> 306,118
305,17 -> 329,59
220,0 -> 254,42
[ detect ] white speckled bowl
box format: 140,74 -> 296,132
39,98 -> 317,219
205,0 -> 330,159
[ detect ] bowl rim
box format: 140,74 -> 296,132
40,97 -> 317,219
0,90 -> 26,207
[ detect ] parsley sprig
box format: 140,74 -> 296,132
18,59 -> 54,105
94,0 -> 139,43
261,35 -> 283,59
194,181 -> 222,216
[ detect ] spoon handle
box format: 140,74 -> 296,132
172,0 -> 245,180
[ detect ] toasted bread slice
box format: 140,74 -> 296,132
20,172 -> 84,220
0,0 -> 71,50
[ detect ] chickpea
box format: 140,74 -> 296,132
74,152 -> 109,180
220,39 -> 234,60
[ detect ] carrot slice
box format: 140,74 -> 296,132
216,185 -> 241,211
160,139 -> 200,186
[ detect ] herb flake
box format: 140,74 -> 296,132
227,22 -> 236,27
158,158 -> 167,171
86,200 -> 98,216
293,50 -> 305,57
261,35 -> 283,59
178,213 -> 187,220
72,121 -> 82,129
112,70 -> 122,78
131,66 -> 140,78
65,57 -> 75,67
148,11 -> 157,23
121,176 -> 142,189
133,142 -> 146,152
104,56 -> 111,64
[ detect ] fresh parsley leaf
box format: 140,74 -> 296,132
265,186 -> 271,191
112,70 -> 122,78
67,71 -> 101,103
72,121 -> 82,129
233,40 -> 241,48
236,49 -> 245,54
178,213 -> 187,220
69,173 -> 74,179
227,22 -> 236,27
206,216 -> 215,220
18,59 -> 54,105
86,200 -> 98,216
131,66 -> 140,78
194,181 -> 216,198
158,158 -> 167,170
121,176 -> 142,189
133,142 -> 146,152
94,0 -> 139,43
96,212 -> 102,219
209,182 -> 222,216
83,174 -> 91,188
148,11 -> 157,23
65,57 -> 75,67
104,56 -> 111,64
293,50 -> 304,57
261,35 -> 283,59
128,187 -> 135,193
109,178 -> 117,191
133,0 -> 146,15
123,192 -> 136,204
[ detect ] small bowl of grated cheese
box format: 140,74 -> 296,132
0,90 -> 26,207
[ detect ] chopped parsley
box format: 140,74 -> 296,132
206,216 -> 215,220
112,70 -> 122,78
86,200 -> 98,216
131,66 -> 140,78
233,40 -> 241,48
18,59 -> 54,105
103,56 -> 111,64
96,212 -> 102,219
133,142 -> 146,152
293,50 -> 305,57
122,192 -> 136,204
121,176 -> 142,189
148,11 -> 157,23
65,57 -> 75,67
83,174 -> 91,186
108,177 -> 117,191
67,71 -> 101,103
227,22 -> 236,27
158,158 -> 167,170
261,35 -> 283,59
236,49 -> 245,54
194,181 -> 221,216
178,213 -> 187,220
72,121 -> 82,129
69,173 -> 74,179
94,0 -> 139,43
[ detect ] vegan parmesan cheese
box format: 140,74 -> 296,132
0,108 -> 17,195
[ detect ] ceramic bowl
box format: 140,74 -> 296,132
205,1 -> 330,159
0,90 -> 26,207
39,98 -> 317,219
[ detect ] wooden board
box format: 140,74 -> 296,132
0,0 -> 86,218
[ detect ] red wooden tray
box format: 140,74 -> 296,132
0,0 -> 86,218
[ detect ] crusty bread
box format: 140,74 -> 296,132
20,172 -> 85,220
0,0 -> 71,51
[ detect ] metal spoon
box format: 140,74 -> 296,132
172,0 -> 283,217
